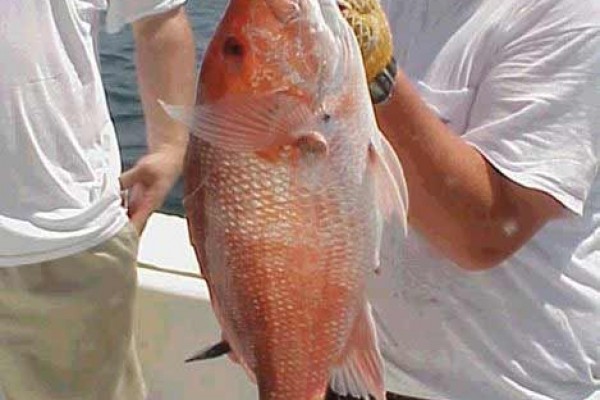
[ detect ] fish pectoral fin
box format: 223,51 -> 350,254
295,131 -> 329,157
185,340 -> 231,363
329,302 -> 386,400
158,92 -> 312,153
369,132 -> 409,235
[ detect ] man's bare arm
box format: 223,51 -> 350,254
120,6 -> 196,233
375,71 -> 566,271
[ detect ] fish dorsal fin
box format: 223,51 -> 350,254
159,92 -> 313,152
369,131 -> 409,235
329,301 -> 385,400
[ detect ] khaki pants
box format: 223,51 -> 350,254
0,223 -> 146,400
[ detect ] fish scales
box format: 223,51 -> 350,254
186,137 -> 380,398
162,0 -> 409,397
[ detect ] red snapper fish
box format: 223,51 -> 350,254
161,0 -> 408,397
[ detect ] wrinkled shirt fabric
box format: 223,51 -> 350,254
370,0 -> 600,399
0,0 -> 185,266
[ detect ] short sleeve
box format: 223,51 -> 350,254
105,0 -> 187,33
464,27 -> 600,215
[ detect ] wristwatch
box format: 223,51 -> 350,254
369,56 -> 397,104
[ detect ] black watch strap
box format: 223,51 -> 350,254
369,56 -> 397,104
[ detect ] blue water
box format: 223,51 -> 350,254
99,0 -> 226,216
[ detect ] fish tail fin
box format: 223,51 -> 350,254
329,301 -> 386,400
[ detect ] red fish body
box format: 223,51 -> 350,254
162,0 -> 408,398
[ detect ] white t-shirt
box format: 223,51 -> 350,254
0,0 -> 185,267
370,0 -> 600,399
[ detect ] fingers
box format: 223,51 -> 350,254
119,153 -> 182,235
119,165 -> 141,190
127,186 -> 159,235
128,201 -> 153,235
119,166 -> 155,235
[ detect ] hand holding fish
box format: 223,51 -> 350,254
120,8 -> 195,235
337,0 -> 396,104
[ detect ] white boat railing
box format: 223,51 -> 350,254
136,213 -> 255,399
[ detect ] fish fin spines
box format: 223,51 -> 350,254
378,133 -> 409,223
159,93 -> 313,153
368,133 -> 409,235
329,302 -> 386,400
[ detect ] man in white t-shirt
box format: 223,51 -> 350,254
331,0 -> 600,399
0,1 -> 195,399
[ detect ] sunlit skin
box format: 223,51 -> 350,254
118,6 -> 196,234
178,0 -> 404,398
375,70 -> 566,271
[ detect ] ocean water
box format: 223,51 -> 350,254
99,0 -> 226,216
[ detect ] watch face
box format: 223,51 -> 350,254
370,57 -> 397,104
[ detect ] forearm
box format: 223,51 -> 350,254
133,7 -> 196,159
118,7 -> 196,232
375,71 -> 563,270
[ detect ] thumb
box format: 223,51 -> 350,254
129,198 -> 155,235
119,165 -> 142,190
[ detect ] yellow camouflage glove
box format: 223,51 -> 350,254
337,0 -> 397,104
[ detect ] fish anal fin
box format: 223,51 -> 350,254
187,338 -> 258,384
330,302 -> 386,400
185,340 -> 231,363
